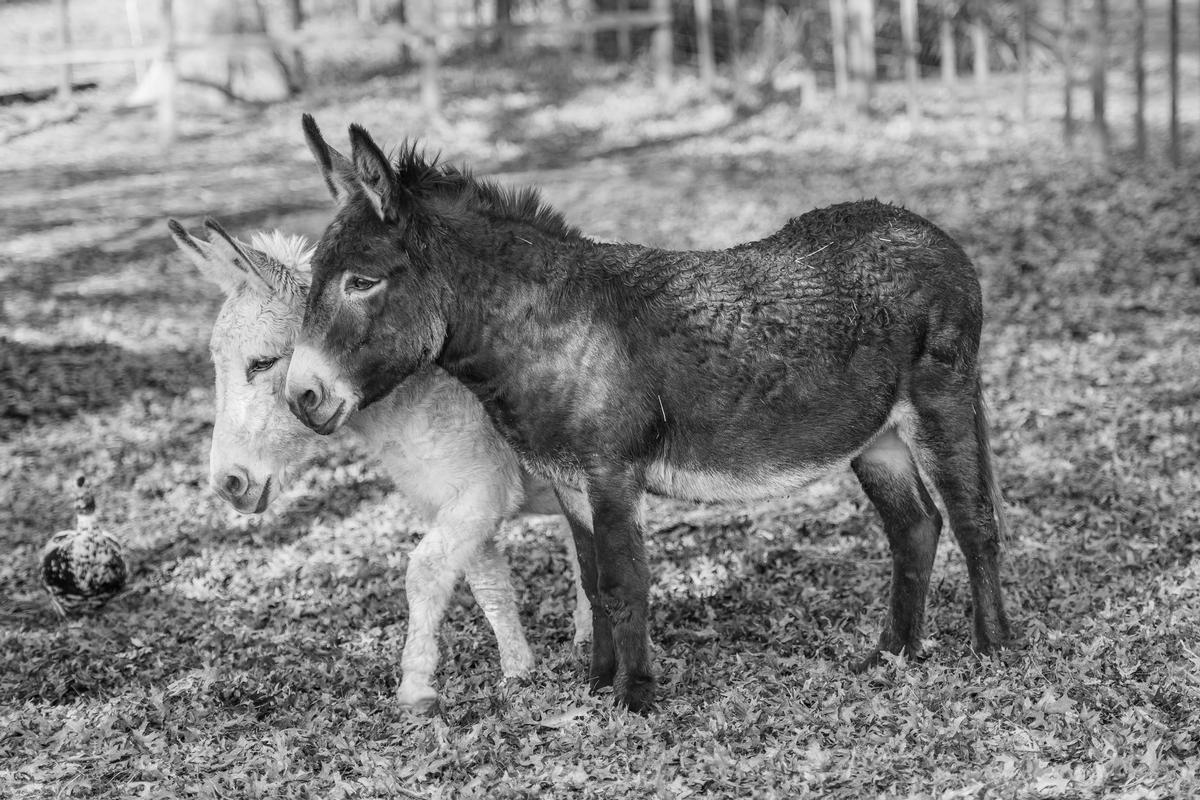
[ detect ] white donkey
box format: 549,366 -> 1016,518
168,217 -> 591,713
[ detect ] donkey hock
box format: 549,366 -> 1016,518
287,116 -> 1011,712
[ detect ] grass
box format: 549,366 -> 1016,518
2,49 -> 1200,798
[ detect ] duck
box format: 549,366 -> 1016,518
40,475 -> 127,617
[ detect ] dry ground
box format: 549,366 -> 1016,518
2,49 -> 1200,799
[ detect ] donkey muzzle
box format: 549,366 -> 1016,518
212,469 -> 273,514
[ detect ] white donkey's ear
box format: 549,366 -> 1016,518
168,218 -> 245,295
302,113 -> 357,207
204,218 -> 306,301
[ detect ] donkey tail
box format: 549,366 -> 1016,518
974,379 -> 1009,544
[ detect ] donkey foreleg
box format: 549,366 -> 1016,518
398,511 -> 522,713
585,465 -> 655,712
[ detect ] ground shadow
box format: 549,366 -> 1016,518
0,338 -> 211,439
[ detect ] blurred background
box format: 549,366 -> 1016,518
1,2 -> 1199,796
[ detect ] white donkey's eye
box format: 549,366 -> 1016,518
246,357 -> 280,382
344,274 -> 382,294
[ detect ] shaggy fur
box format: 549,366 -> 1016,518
287,117 -> 1010,712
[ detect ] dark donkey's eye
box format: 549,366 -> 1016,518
344,274 -> 382,294
246,356 -> 280,381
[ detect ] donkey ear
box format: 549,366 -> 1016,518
199,219 -> 302,299
302,113 -> 357,206
167,218 -> 245,296
348,123 -> 409,224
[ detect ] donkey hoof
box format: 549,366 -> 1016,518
852,649 -> 885,674
614,673 -> 656,714
398,685 -> 441,717
502,672 -> 533,689
852,643 -> 924,674
404,695 -> 441,717
588,669 -> 616,691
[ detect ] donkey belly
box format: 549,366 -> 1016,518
644,400 -> 916,502
644,460 -> 836,501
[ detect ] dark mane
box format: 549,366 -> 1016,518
389,141 -> 583,240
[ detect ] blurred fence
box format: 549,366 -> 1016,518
0,0 -> 1194,165
0,0 -> 673,146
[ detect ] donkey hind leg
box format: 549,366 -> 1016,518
557,514 -> 594,649
463,537 -> 536,680
521,474 -> 593,647
554,486 -> 616,687
398,509 -> 523,714
911,374 -> 1010,655
851,426 -> 943,672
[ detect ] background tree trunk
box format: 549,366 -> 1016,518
285,0 -> 306,94
496,0 -> 513,52
1061,0 -> 1073,144
971,0 -> 988,85
940,0 -> 956,84
1169,0 -> 1180,165
846,0 -> 875,112
830,0 -> 848,99
56,0 -> 72,101
1134,0 -> 1146,158
1090,0 -> 1108,159
1018,0 -> 1030,122
652,0 -> 671,88
901,0 -> 917,120
695,0 -> 715,91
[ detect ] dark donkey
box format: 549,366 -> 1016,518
285,116 -> 1010,712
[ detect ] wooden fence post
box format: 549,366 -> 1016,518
1135,0 -> 1146,158
971,0 -> 987,85
830,0 -> 848,99
1061,0 -> 1073,145
723,0 -> 742,68
940,0 -> 955,84
1090,0 -> 1108,159
901,0 -> 918,120
57,0 -> 72,101
695,0 -> 716,91
1018,0 -> 1030,122
158,0 -> 177,148
652,0 -> 672,89
286,0 -> 307,94
617,0 -> 632,61
1169,0 -> 1180,166
414,0 -> 440,116
846,0 -> 875,112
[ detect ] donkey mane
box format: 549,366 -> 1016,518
250,230 -> 315,272
388,141 -> 583,241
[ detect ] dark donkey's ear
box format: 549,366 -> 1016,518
348,123 -> 412,225
302,113 -> 357,206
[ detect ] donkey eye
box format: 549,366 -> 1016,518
344,274 -> 382,294
246,357 -> 280,381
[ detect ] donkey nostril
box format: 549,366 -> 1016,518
300,388 -> 319,411
224,472 -> 246,498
